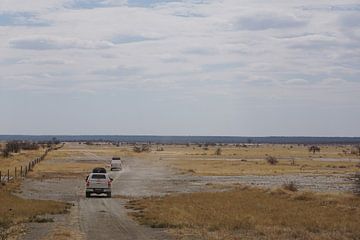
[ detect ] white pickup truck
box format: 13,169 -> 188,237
85,173 -> 112,198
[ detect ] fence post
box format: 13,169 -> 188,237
0,171 -> 2,183
20,166 -> 23,177
15,167 -> 17,179
7,169 -> 10,182
25,166 -> 27,176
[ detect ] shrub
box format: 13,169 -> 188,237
215,148 -> 222,155
265,155 -> 278,165
308,145 -> 320,154
282,182 -> 298,192
133,145 -> 151,153
3,149 -> 10,158
354,172 -> 360,195
351,145 -> 360,156
156,147 -> 164,151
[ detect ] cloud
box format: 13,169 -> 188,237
111,34 -> 156,44
64,0 -> 127,9
341,13 -> 360,28
9,36 -> 115,50
92,66 -> 142,76
234,11 -> 306,31
16,58 -> 72,65
127,0 -> 182,8
300,4 -> 360,12
183,47 -> 217,55
285,79 -> 309,86
64,0 -> 183,9
0,11 -> 50,26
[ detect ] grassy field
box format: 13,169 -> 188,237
151,144 -> 360,176
28,143 -> 131,179
127,186 -> 360,240
0,147 -> 46,173
0,182 -> 70,240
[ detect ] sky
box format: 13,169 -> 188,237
0,0 -> 359,136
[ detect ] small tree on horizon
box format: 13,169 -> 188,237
265,155 -> 278,165
215,148 -> 222,156
308,145 -> 321,154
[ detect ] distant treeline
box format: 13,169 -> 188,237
0,135 -> 360,144
0,138 -> 61,157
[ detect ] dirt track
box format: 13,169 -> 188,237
18,144 -> 356,240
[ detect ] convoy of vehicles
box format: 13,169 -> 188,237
85,158 -> 122,198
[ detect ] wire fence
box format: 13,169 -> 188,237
0,143 -> 64,185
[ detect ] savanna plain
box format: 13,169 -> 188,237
1,142 -> 360,240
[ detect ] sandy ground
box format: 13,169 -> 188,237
17,143 -> 357,240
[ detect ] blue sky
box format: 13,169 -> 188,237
0,0 -> 359,136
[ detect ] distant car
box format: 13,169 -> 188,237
85,173 -> 112,198
111,157 -> 122,171
92,167 -> 106,173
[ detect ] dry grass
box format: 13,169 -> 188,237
153,144 -> 359,159
168,158 -> 359,176
28,143 -> 130,179
0,148 -> 46,173
48,143 -> 133,159
127,186 -> 360,240
150,144 -> 360,176
29,161 -> 103,179
0,182 -> 70,239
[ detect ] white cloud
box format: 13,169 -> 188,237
1,0 -> 359,100
234,11 -> 306,31
9,35 -> 114,49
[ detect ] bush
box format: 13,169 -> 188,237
133,145 -> 151,153
156,147 -> 164,151
1,149 -> 10,158
215,148 -> 222,155
265,155 -> 278,165
282,182 -> 298,192
351,146 -> 360,156
308,145 -> 320,154
354,172 -> 360,195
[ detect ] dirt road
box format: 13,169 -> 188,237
19,148 -> 179,239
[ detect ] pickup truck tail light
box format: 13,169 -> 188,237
86,181 -> 90,187
108,180 -> 111,187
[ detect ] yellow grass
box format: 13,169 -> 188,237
169,159 -> 359,176
152,144 -> 359,159
28,143 -> 131,178
0,182 -> 70,239
47,143 -> 133,159
0,148 -> 46,173
147,144 -> 360,176
29,162 -> 103,179
127,186 -> 360,240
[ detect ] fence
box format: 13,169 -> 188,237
0,143 -> 64,185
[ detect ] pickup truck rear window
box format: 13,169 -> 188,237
91,174 -> 106,179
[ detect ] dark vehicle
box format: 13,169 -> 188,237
92,167 -> 106,173
112,157 -> 121,160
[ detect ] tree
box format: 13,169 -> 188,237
215,148 -> 222,155
1,149 -> 10,158
351,145 -> 360,156
265,155 -> 278,165
308,145 -> 320,154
